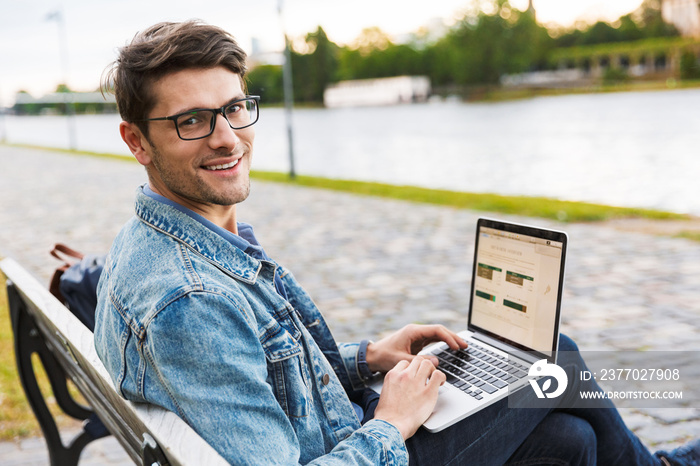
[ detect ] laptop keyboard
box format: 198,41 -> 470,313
431,342 -> 530,400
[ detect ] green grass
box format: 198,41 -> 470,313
4,143 -> 692,223
4,143 -> 137,164
0,273 -> 83,440
250,170 -> 690,223
0,273 -> 41,439
675,231 -> 700,242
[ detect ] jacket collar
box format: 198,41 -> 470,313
133,186 -> 261,283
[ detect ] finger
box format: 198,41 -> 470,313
416,325 -> 468,351
392,359 -> 411,372
408,355 -> 427,375
427,369 -> 446,390
416,358 -> 438,379
398,353 -> 437,370
436,326 -> 468,350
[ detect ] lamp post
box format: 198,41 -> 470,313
46,9 -> 77,151
0,86 -> 6,143
277,0 -> 296,179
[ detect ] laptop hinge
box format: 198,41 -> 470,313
471,333 -> 540,365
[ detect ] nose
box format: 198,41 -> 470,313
207,112 -> 240,150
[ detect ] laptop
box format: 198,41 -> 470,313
370,217 -> 568,432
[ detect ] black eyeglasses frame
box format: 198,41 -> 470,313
137,95 -> 260,141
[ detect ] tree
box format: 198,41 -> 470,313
247,0 -> 683,104
553,0 -> 678,48
291,26 -> 339,103
247,65 -> 284,103
429,1 -> 552,86
634,0 -> 679,38
351,27 -> 392,55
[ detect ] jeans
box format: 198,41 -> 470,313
405,335 -> 662,466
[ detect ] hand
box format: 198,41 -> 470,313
373,356 -> 446,440
366,324 -> 468,374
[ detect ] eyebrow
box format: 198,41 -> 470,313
173,95 -> 247,116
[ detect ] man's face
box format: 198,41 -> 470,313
140,67 -> 254,212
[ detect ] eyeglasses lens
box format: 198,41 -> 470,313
174,98 -> 258,140
225,99 -> 258,129
175,111 -> 213,140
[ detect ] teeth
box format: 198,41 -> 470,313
204,159 -> 239,171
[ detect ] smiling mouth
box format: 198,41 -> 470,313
203,159 -> 239,171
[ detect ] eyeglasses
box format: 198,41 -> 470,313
139,95 -> 260,141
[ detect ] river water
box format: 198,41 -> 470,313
3,88 -> 699,215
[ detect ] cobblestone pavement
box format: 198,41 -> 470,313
1,146 -> 698,464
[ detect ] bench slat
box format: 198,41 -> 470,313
1,258 -> 228,465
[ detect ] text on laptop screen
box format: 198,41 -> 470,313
469,226 -> 564,355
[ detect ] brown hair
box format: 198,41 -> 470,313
102,20 -> 248,136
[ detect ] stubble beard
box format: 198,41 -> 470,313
148,144 -> 251,207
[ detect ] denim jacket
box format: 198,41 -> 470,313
94,187 -> 408,465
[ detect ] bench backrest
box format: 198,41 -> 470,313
0,258 -> 228,465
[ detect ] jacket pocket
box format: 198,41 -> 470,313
258,318 -> 311,418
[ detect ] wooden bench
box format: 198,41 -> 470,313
1,258 -> 228,465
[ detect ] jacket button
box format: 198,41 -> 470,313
322,374 -> 330,385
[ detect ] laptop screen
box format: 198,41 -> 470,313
468,219 -> 567,361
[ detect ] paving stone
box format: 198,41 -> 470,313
639,408 -> 700,424
637,419 -> 700,446
1,145 -> 699,462
619,409 -> 659,432
18,437 -> 46,451
0,441 -> 18,456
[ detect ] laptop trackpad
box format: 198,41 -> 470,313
423,383 -> 481,432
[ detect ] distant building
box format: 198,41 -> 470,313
14,92 -> 115,105
249,37 -> 284,66
12,91 -> 116,115
323,76 -> 431,108
662,0 -> 700,37
505,36 -> 700,87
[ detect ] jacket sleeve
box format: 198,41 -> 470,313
337,342 -> 370,391
144,291 -> 408,466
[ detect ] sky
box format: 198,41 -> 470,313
0,0 -> 644,106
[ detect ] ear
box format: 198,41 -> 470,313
120,121 -> 153,166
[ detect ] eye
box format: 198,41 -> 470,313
225,102 -> 244,114
178,112 -> 206,127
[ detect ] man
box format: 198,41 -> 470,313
95,20 -> 698,465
